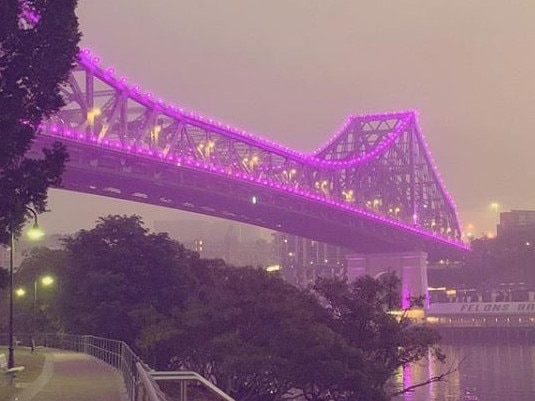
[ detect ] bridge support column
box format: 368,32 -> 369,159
346,251 -> 429,309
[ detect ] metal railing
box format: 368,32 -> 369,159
150,371 -> 236,401
0,333 -> 236,401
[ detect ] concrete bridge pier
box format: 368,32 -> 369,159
346,251 -> 429,309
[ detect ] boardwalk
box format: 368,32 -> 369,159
11,350 -> 127,401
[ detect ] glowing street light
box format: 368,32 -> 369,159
40,276 -> 54,287
26,221 -> 44,241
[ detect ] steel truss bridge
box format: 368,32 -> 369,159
34,49 -> 468,258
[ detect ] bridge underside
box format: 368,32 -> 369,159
35,136 -> 464,260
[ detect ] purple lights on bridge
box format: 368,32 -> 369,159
38,48 -> 468,256
77,49 -> 409,169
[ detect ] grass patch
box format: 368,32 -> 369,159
0,346 -> 46,401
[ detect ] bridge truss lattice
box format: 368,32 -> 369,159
38,49 -> 467,257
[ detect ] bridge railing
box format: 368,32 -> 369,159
1,333 -> 236,401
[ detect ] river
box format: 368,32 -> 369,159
395,344 -> 535,401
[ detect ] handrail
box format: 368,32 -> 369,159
0,333 -> 236,401
151,371 -> 237,401
137,362 -> 167,401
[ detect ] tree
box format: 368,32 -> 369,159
144,265 -> 369,401
59,215 -> 198,344
0,0 -> 80,244
313,275 -> 449,399
133,256 -> 451,401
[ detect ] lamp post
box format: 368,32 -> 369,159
31,275 -> 54,352
8,207 -> 44,369
8,228 -> 15,369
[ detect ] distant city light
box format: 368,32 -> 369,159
266,265 -> 280,272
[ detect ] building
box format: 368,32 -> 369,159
154,219 -> 276,268
498,210 -> 535,238
273,233 -> 349,287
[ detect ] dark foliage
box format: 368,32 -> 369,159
0,0 -> 80,243
313,275 -> 445,400
59,215 -> 199,344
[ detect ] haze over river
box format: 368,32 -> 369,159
397,344 -> 535,401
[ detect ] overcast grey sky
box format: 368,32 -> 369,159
40,0 -> 535,238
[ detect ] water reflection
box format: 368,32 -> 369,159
395,344 -> 535,401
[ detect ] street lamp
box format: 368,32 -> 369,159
8,207 -> 44,369
31,275 -> 54,352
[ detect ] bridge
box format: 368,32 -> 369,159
33,49 -> 468,260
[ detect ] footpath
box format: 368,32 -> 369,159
11,350 -> 127,401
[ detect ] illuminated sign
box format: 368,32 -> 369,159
428,302 -> 535,315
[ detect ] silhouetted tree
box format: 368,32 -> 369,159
144,265 -> 375,401
314,275 -> 448,399
59,215 -> 198,344
0,0 -> 80,244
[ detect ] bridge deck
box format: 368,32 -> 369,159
10,349 -> 126,401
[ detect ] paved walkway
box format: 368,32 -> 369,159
11,350 -> 128,401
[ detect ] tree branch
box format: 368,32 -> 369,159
391,357 -> 465,397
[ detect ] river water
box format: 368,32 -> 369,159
396,344 -> 535,401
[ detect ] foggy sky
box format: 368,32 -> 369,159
41,1 -> 535,238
